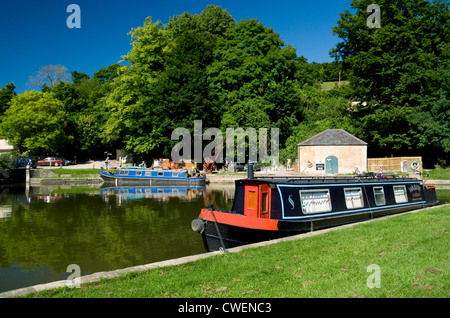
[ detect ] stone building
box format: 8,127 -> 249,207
0,139 -> 14,154
297,129 -> 367,175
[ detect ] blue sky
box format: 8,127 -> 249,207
0,0 -> 353,93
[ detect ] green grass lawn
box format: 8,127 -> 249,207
23,205 -> 449,298
428,167 -> 450,180
49,168 -> 101,176
320,80 -> 349,90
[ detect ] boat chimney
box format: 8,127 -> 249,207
248,162 -> 254,179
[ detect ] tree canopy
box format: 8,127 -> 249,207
0,91 -> 69,156
331,0 -> 449,165
0,3 -> 448,167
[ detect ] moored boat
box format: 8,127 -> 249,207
100,167 -> 206,186
192,167 -> 439,252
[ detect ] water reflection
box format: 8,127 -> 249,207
0,205 -> 12,219
0,183 -> 234,293
100,186 -> 205,205
0,184 -> 447,294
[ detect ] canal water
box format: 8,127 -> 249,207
0,183 -> 235,293
0,183 -> 448,293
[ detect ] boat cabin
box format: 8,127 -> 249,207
233,176 -> 435,221
194,174 -> 438,252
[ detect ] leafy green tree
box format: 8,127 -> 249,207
102,6 -> 236,161
331,0 -> 449,165
0,83 -> 16,118
42,69 -> 114,160
207,18 -> 304,149
309,62 -> 349,82
281,85 -> 355,163
0,91 -> 69,156
208,18 -> 293,102
93,64 -> 121,83
70,71 -> 90,85
101,18 -> 168,159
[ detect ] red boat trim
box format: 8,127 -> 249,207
200,209 -> 279,231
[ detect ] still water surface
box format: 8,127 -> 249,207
0,183 -> 235,293
0,184 -> 448,293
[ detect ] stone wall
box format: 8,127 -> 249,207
298,145 -> 367,175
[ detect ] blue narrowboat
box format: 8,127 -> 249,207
192,167 -> 439,252
100,167 -> 206,186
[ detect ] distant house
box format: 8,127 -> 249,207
297,129 -> 367,175
0,139 -> 14,154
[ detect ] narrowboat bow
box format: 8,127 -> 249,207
192,168 -> 438,252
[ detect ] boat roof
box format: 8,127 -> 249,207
241,175 -> 420,185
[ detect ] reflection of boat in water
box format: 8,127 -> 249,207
0,205 -> 12,218
100,186 -> 205,201
99,167 -> 206,186
36,194 -> 64,203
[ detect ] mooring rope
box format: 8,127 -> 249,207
208,204 -> 228,253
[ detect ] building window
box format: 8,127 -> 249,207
248,191 -> 256,209
344,188 -> 364,209
300,190 -> 332,214
373,187 -> 386,206
393,185 -> 408,203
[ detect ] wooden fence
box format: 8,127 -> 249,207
368,156 -> 422,173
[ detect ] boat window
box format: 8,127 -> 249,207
344,188 -> 364,209
119,170 -> 128,175
248,191 -> 256,209
136,171 -> 142,176
261,192 -> 268,213
172,172 -> 178,177
300,190 -> 332,214
373,187 -> 386,206
158,172 -> 164,176
393,185 -> 408,203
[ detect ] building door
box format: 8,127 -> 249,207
326,156 -> 338,174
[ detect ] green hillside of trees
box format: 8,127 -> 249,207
0,2 -> 448,167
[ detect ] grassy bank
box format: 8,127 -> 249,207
320,80 -> 349,90
23,205 -> 449,298
49,168 -> 101,176
428,167 -> 450,180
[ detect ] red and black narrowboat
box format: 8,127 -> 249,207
192,168 -> 439,252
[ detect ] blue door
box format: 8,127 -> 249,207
326,156 -> 338,174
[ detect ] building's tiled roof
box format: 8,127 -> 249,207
298,129 -> 367,146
